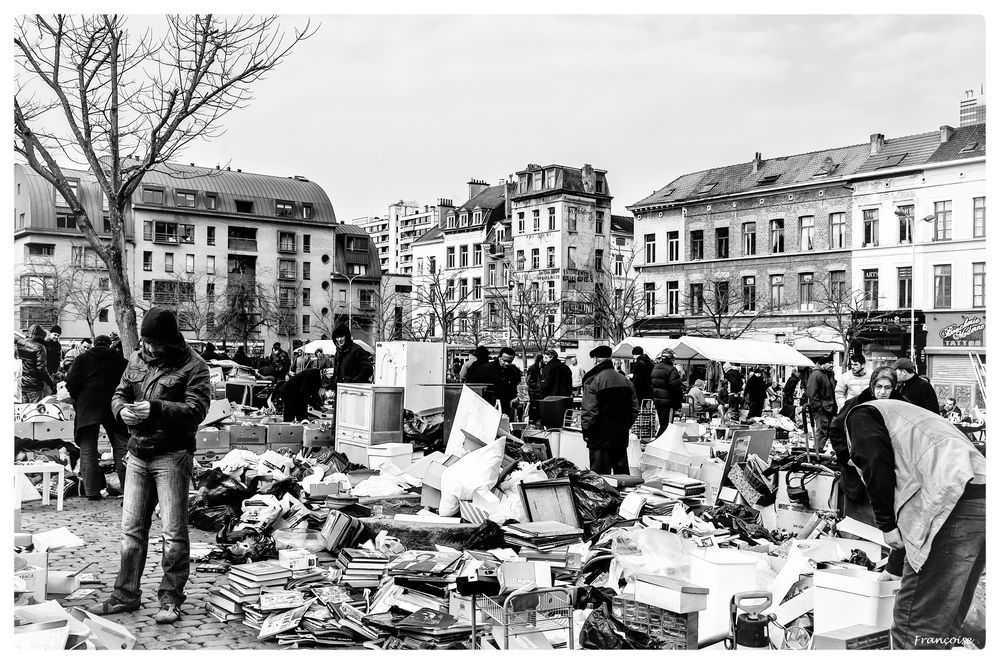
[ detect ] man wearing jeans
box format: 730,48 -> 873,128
846,399 -> 986,649
92,307 -> 211,625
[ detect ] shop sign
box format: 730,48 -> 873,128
939,316 -> 985,347
863,269 -> 879,280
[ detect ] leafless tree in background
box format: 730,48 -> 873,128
680,266 -> 779,339
14,14 -> 315,354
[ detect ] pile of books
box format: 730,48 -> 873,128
320,510 -> 369,552
394,607 -> 472,648
386,550 -> 465,600
631,476 -> 706,515
276,585 -> 382,647
335,548 -> 390,589
501,521 -> 584,550
207,561 -> 291,623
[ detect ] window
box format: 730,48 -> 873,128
302,315 -> 311,333
667,281 -> 680,315
206,282 -> 215,300
20,274 -> 57,299
278,286 -> 296,307
207,226 -> 216,246
206,193 -> 218,210
547,280 -> 556,301
800,216 -> 816,250
235,199 -> 253,214
644,234 -> 656,263
186,254 -> 195,273
345,236 -> 367,252
861,209 -> 879,246
459,279 -> 469,300
531,248 -> 540,269
459,213 -> 468,227
933,265 -> 952,308
516,250 -> 525,270
615,253 -> 624,276
613,287 -> 622,309
897,267 -> 912,309
689,283 -> 705,314
207,256 -> 215,275
896,205 -> 913,243
716,282 -> 731,316
98,308 -> 109,322
154,221 -> 180,243
301,202 -> 313,220
278,231 -> 296,252
973,262 -> 985,307
716,227 -> 729,258
933,201 -> 953,241
830,270 -> 846,300
446,214 -> 456,229
176,191 -> 196,208
770,219 -> 784,253
534,173 -> 544,192
141,187 -> 164,205
770,275 -> 784,308
518,173 -> 529,193
546,168 -> 556,189
690,230 -> 704,260
973,197 -> 985,238
18,213 -> 24,229
545,207 -> 556,231
142,280 -> 152,300
446,280 -> 455,301
26,243 -> 55,258
742,223 -> 757,255
488,263 -> 496,286
164,253 -> 174,273
473,278 -> 482,300
594,249 -> 603,272
547,246 -> 555,268
347,263 -> 367,276
446,247 -> 455,269
668,231 -> 680,261
532,210 -> 540,232
644,283 -> 656,315
595,211 -> 604,234
142,221 -> 153,241
298,287 -> 309,307
863,269 -> 879,309
517,212 -> 525,234
742,276 -> 756,311
799,273 -> 814,311
56,212 -> 76,229
472,211 -> 482,225
459,245 -> 469,268
473,244 -> 483,266
567,207 -> 578,233
179,224 -> 195,243
279,259 -> 296,280
301,262 -> 310,280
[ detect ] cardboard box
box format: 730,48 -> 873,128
266,423 -> 304,446
302,425 -> 336,446
32,421 -> 74,441
14,422 -> 34,438
196,428 -> 227,451
68,607 -> 137,650
813,624 -> 891,650
307,481 -> 346,498
227,424 -> 267,447
200,399 -> 234,427
634,574 -> 709,614
15,552 -> 48,601
47,570 -> 81,595
497,561 -> 553,592
420,455 -> 459,509
277,548 -> 318,571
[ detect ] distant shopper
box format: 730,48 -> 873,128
15,324 -> 56,403
723,362 -> 744,415
62,338 -> 92,371
44,324 -> 64,382
835,354 -> 869,410
845,398 -> 985,649
290,347 -> 310,375
892,358 -> 940,414
941,396 -> 963,422
464,346 -> 493,384
651,348 -> 683,436
806,353 -> 837,452
687,379 -> 719,417
490,347 -> 523,420
567,356 -> 586,396
780,373 -> 799,419
232,346 -> 251,367
525,353 -> 545,423
630,346 -> 655,403
269,342 -> 291,382
307,347 -> 334,371
581,345 -> 639,474
331,324 -> 373,385
280,367 -> 324,422
201,342 -> 224,362
744,368 -> 768,419
64,335 -> 129,499
539,349 -> 573,398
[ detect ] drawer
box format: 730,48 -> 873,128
336,427 -> 371,444
336,439 -> 371,467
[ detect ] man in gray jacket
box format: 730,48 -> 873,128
806,353 -> 837,452
581,345 -> 639,474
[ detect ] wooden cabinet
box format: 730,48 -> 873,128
335,383 -> 404,446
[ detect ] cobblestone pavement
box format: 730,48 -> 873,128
20,494 -> 283,650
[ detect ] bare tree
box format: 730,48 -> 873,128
215,271 -> 275,352
796,280 -> 885,368
14,14 -> 315,354
13,257 -> 71,332
680,267 -> 780,339
581,247 -> 646,344
367,278 -> 413,343
165,270 -> 216,340
64,264 -> 114,338
265,280 -> 301,349
308,287 -> 350,341
411,267 -> 482,344
486,264 -> 575,360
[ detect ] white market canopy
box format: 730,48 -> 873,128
300,338 -> 375,356
613,335 -> 817,367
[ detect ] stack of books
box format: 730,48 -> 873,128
394,607 -> 472,648
335,548 -> 390,589
386,550 -> 465,600
501,521 -> 585,550
320,510 -> 369,553
208,561 -> 291,623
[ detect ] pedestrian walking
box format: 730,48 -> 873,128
651,348 -> 683,436
15,324 -> 56,403
93,307 -> 212,625
64,335 -> 130,499
581,345 -> 639,474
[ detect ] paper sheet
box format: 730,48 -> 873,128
32,527 -> 85,552
445,386 -> 502,457
836,517 -> 889,548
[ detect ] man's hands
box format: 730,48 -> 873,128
883,527 -> 904,550
120,400 -> 151,426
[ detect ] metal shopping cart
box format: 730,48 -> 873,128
474,587 -> 575,650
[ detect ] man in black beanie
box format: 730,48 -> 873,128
43,323 -> 64,383
93,307 -> 211,625
581,345 -> 640,474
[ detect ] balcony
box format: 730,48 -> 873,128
228,238 -> 258,252
154,233 -> 179,245
278,241 -> 297,254
278,271 -> 296,281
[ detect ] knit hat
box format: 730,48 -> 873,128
590,345 -> 613,359
891,357 -> 916,373
140,306 -> 184,345
94,335 -> 112,347
49,324 -> 62,334
332,324 -> 351,340
659,348 -> 675,361
632,346 -> 644,356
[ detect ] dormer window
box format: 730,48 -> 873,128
446,214 -> 456,229
55,179 -> 80,208
534,172 -> 543,192
960,141 -> 979,153
472,211 -> 482,225
141,187 -> 164,205
757,174 -> 780,186
276,201 -> 294,218
545,168 -> 556,188
459,213 -> 468,227
176,190 -> 196,207
596,177 -> 605,194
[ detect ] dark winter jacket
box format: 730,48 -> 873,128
526,361 -> 544,398
43,337 -> 63,376
16,325 -> 56,392
630,354 -> 655,402
65,346 -> 128,433
829,387 -> 904,502
465,359 -> 495,385
269,348 -> 291,379
581,359 -> 640,450
745,373 -> 768,405
724,368 -> 744,394
112,309 -> 211,457
650,359 -> 684,409
332,327 -> 373,385
539,359 -> 573,398
806,367 -> 837,415
232,348 -> 251,366
281,368 -> 325,410
489,359 -> 523,406
897,375 -> 940,414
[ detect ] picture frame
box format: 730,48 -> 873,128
517,478 -> 582,528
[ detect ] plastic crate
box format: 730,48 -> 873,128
611,596 -> 699,650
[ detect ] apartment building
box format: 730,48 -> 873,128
14,161 -> 378,350
356,198 -> 454,274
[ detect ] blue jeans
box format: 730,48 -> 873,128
111,450 -> 193,607
892,495 -> 986,649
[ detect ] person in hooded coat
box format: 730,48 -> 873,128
780,373 -> 799,419
525,353 -> 545,424
15,324 -> 56,403
331,324 -> 373,386
744,368 -> 769,419
201,342 -> 223,362
65,335 -> 129,498
630,346 -> 655,403
464,346 -> 494,384
232,346 -> 251,367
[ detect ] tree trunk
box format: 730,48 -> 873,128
106,243 -> 138,356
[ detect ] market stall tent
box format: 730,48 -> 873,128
301,339 -> 375,356
612,335 -> 816,366
611,337 -> 681,359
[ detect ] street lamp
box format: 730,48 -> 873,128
894,208 -> 937,367
334,271 -> 360,333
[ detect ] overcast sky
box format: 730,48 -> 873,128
168,13 -> 984,221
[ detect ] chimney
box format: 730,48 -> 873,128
870,133 -> 885,156
468,178 -> 488,200
940,125 -> 955,143
751,152 -> 763,174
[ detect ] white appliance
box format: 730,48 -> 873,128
375,341 -> 446,413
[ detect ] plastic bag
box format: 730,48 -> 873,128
351,475 -> 409,498
574,585 -> 618,611
463,519 -> 509,551
608,527 -> 695,580
273,528 -> 325,553
189,503 -> 238,531
246,476 -> 302,500
195,468 -> 253,509
439,439 -> 505,517
541,458 -> 623,527
579,604 -> 666,650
